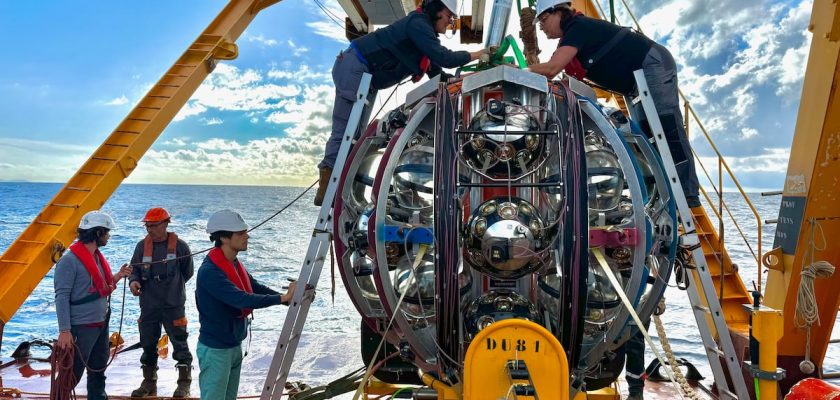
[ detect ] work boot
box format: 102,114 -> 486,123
313,167 -> 333,206
172,364 -> 192,398
130,365 -> 157,398
626,393 -> 644,400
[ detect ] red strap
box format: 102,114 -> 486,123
69,241 -> 114,298
143,232 -> 179,259
564,57 -> 587,80
208,247 -> 254,317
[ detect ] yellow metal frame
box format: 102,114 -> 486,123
0,0 -> 282,324
764,0 -> 840,369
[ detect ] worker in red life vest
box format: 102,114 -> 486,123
128,207 -> 194,398
54,210 -> 133,400
314,0 -> 494,206
195,209 -> 299,400
529,0 -> 701,209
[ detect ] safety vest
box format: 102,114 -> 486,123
142,232 -> 178,266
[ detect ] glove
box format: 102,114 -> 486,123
479,50 -> 491,63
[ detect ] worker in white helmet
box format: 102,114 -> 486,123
529,0 -> 701,210
194,209 -> 299,400
54,210 -> 133,400
314,0 -> 494,206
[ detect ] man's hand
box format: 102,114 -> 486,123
129,281 -> 142,296
57,331 -> 73,351
281,281 -> 298,305
115,263 -> 132,282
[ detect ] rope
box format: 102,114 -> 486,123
794,218 -> 835,372
591,248 -> 686,399
49,339 -> 74,400
652,311 -> 702,399
518,7 -> 540,65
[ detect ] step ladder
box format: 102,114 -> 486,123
260,73 -> 375,400
628,70 -> 749,400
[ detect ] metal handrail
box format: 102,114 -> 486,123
600,0 -> 765,292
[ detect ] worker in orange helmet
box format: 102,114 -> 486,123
128,207 -> 195,398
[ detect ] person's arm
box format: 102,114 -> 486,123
54,257 -> 76,332
407,17 -> 474,68
178,241 -> 194,281
248,274 -> 296,305
528,46 -> 578,79
202,267 -> 282,310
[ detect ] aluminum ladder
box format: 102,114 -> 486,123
628,70 -> 750,400
260,73 -> 374,400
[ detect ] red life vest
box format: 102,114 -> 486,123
142,232 -> 178,265
208,247 -> 254,318
68,241 -> 114,298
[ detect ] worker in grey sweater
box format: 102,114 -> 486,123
54,210 -> 132,400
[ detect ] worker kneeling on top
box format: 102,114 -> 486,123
54,210 -> 132,400
529,0 -> 701,208
314,0 -> 494,206
195,209 -> 300,400
129,207 -> 195,398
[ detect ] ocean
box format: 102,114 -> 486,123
0,182 -> 837,397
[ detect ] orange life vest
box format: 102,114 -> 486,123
142,232 -> 178,265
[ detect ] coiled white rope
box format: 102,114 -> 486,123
794,218 -> 835,373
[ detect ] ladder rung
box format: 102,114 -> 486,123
67,186 -> 91,192
706,346 -> 725,357
173,63 -> 198,67
126,118 -> 151,122
148,95 -> 171,100
115,130 -> 141,135
136,106 -> 161,111
693,305 -> 711,314
51,203 -> 79,209
1,259 -> 27,265
35,220 -> 62,226
718,388 -> 739,399
104,143 -> 129,148
158,83 -> 181,88
79,171 -> 105,176
165,73 -> 190,78
91,157 -> 117,162
18,240 -> 46,245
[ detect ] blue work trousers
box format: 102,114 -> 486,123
197,341 -> 243,400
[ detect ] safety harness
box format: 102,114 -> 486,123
561,13 -> 631,80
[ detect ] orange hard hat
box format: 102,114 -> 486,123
142,207 -> 171,223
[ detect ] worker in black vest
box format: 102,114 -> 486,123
129,207 -> 194,398
314,0 -> 493,206
529,0 -> 701,208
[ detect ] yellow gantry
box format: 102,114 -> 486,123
764,0 -> 840,383
0,0 -> 282,326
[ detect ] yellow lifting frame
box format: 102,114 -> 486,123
0,0 -> 282,330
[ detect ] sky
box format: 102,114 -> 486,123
0,0 -> 814,190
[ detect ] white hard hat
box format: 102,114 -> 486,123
206,209 -> 249,234
439,0 -> 459,17
79,210 -> 117,230
535,0 -> 571,20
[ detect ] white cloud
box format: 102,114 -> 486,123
202,117 -> 223,126
162,138 -> 187,147
246,33 -> 278,47
287,39 -> 310,57
0,138 -> 91,182
104,95 -> 129,106
268,65 -> 330,81
306,21 -> 348,44
172,64 -> 301,121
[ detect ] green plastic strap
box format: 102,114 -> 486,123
457,35 -> 528,74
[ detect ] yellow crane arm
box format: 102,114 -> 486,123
0,0 -> 281,327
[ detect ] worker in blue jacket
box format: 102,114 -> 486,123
314,0 -> 493,206
195,209 -> 298,400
